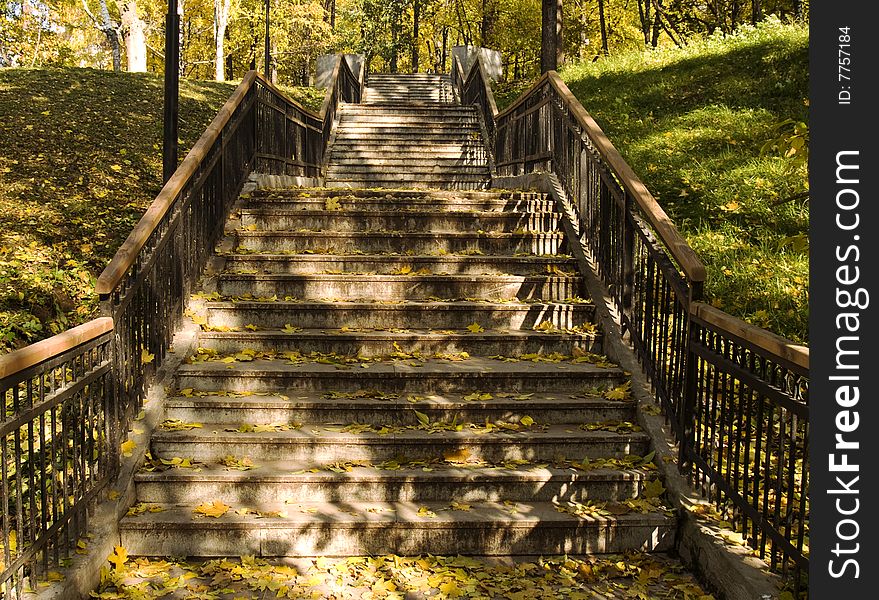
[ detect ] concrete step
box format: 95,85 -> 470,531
232,230 -> 566,255
325,179 -> 491,191
236,209 -> 560,234
335,128 -> 481,138
340,115 -> 478,124
195,329 -> 601,357
175,357 -> 626,394
149,424 -> 650,463
220,254 -> 576,276
247,189 -> 545,201
326,157 -> 488,168
164,391 -> 634,426
135,463 -> 648,504
215,273 -> 583,301
329,139 -> 484,148
328,150 -> 489,161
119,501 -> 674,557
341,106 -> 477,117
325,167 -> 490,178
241,196 -> 553,213
201,300 -> 593,331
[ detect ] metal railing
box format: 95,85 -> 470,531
0,57 -> 360,596
452,58 -> 809,591
1,319 -> 114,596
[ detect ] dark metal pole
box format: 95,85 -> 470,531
163,0 -> 180,183
264,0 -> 271,77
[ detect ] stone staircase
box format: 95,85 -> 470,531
327,74 -> 490,190
118,75 -> 674,562
119,185 -> 674,558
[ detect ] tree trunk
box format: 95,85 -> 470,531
214,0 -> 231,81
637,0 -> 651,45
412,0 -> 420,73
481,0 -> 497,48
751,0 -> 761,24
121,1 -> 147,72
598,0 -> 609,56
88,0 -> 121,71
540,0 -> 561,72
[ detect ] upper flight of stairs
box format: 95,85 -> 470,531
118,73 -> 672,562
119,186 -> 674,558
362,73 -> 454,104
327,74 -> 491,190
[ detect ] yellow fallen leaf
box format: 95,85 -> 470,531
465,323 -> 485,333
108,546 -> 128,571
141,349 -> 155,364
194,500 -> 231,518
120,439 -> 136,457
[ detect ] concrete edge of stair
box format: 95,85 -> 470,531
493,171 -> 786,600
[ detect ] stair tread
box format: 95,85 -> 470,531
177,357 -> 621,376
120,500 -> 670,527
151,423 -> 644,444
135,462 -> 650,483
238,208 -> 557,218
197,329 -> 597,342
165,391 -> 628,410
217,273 -> 581,283
221,253 -> 573,262
234,230 -> 565,239
202,299 -> 587,308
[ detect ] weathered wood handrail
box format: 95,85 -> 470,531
690,302 -> 809,370
0,317 -> 113,380
96,72 -> 259,296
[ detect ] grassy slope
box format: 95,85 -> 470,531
0,68 -> 322,352
497,19 -> 809,342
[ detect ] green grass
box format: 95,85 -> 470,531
498,18 -> 809,342
0,68 -> 322,353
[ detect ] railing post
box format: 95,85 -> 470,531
622,192 -> 635,315
679,281 -> 704,473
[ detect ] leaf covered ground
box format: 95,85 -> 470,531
0,68 -> 322,353
92,552 -> 714,600
495,19 -> 809,342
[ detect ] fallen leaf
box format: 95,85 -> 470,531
194,500 -> 231,518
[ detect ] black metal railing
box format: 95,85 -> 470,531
688,303 -> 809,588
0,319 -> 114,597
454,57 -> 809,591
0,57 -> 360,596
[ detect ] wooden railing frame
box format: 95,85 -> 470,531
0,57 -> 359,596
453,55 -> 809,589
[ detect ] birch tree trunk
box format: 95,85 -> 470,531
214,0 -> 231,81
121,1 -> 147,72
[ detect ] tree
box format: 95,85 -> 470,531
82,0 -> 122,71
214,0 -> 232,80
540,0 -> 561,72
121,1 -> 147,71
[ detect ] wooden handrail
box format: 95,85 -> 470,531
495,70 -> 706,283
466,55 -> 499,119
0,317 -> 113,380
96,71 -> 259,296
691,302 -> 809,371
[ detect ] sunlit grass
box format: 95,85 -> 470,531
0,68 -> 320,352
